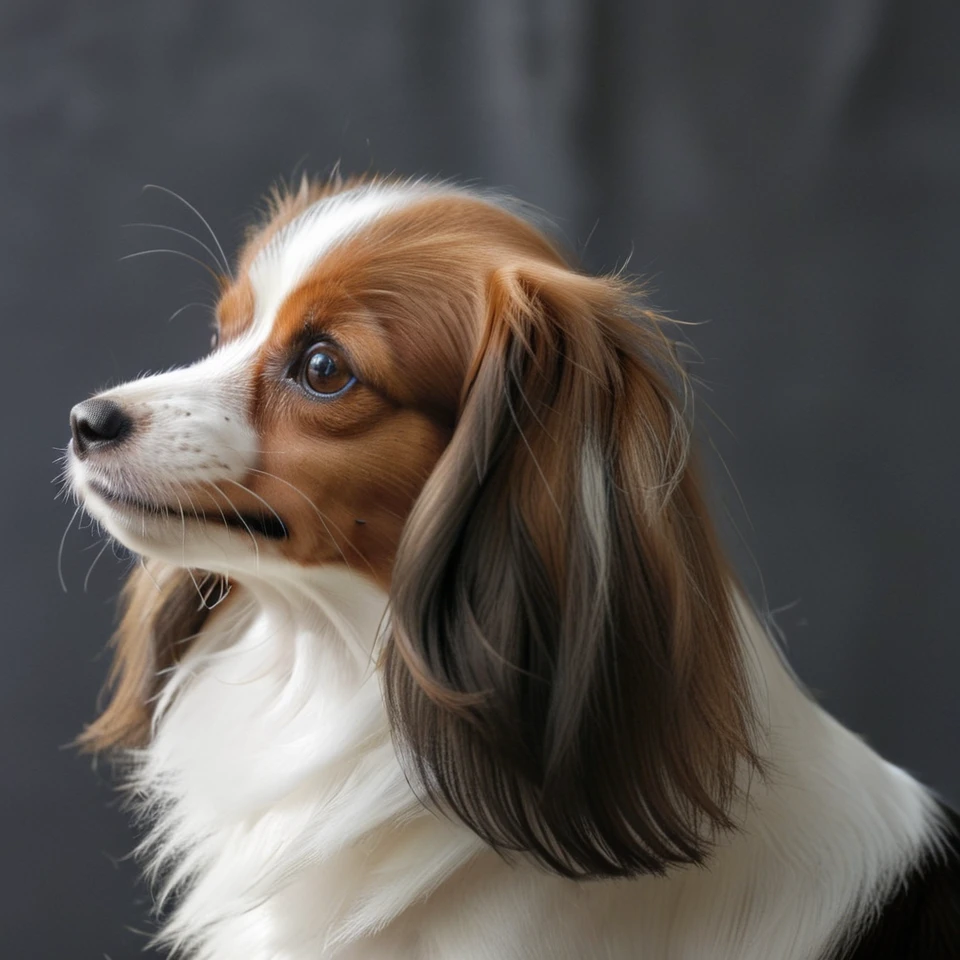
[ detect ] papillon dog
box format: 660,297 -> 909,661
67,176 -> 959,959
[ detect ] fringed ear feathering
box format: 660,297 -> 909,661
78,562 -> 219,752
384,261 -> 759,879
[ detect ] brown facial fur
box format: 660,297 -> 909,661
82,177 -> 759,883
209,190 -> 570,584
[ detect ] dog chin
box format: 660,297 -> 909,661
73,479 -> 241,572
79,481 -> 191,553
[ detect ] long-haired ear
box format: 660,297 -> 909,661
383,261 -> 759,879
77,561 -> 217,752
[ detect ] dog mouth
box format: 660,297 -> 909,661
86,479 -> 289,540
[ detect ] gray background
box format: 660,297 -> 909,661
2,0 -> 959,955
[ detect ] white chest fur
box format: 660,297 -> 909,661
136,571 -> 939,960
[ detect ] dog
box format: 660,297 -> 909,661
67,175 -> 960,959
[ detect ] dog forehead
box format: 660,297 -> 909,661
245,182 -> 433,345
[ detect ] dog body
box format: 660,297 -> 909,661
135,572 -> 944,959
68,179 -> 959,959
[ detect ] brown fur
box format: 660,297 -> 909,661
78,563 -> 222,750
383,261 -> 760,878
81,178 -> 759,880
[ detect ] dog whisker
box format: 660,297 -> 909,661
83,539 -> 112,593
123,223 -> 227,279
57,505 -> 82,593
167,301 -> 213,325
245,467 -> 371,574
219,478 -> 287,539
212,481 -> 261,570
139,556 -> 162,593
172,493 -> 196,591
120,248 -> 222,284
141,183 -> 233,279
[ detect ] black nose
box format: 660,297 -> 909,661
70,398 -> 132,458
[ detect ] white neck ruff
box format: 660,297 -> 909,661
134,568 -> 938,960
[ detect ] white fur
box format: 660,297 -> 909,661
129,569 -> 941,960
70,182 -> 430,570
249,182 -> 431,330
70,185 -> 947,958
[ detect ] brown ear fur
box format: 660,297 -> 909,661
77,562 -> 218,752
384,262 -> 759,878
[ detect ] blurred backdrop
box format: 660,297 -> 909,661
2,0 -> 959,955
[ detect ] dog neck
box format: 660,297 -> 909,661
136,568 -> 938,959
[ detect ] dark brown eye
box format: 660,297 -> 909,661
300,343 -> 355,397
210,328 -> 220,350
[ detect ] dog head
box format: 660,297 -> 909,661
68,176 -> 757,878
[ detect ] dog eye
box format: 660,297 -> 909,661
210,328 -> 220,350
300,343 -> 355,397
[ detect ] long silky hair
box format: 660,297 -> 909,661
78,563 -> 218,751
79,221 -> 758,882
383,260 -> 759,879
